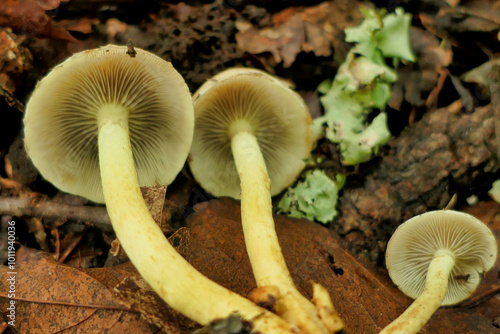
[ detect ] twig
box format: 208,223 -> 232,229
0,197 -> 113,232
52,228 -> 60,260
458,284 -> 500,308
59,229 -> 87,263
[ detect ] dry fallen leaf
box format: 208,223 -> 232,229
0,0 -> 77,42
0,29 -> 32,77
25,217 -> 48,252
389,27 -> 453,111
114,276 -> 181,334
0,250 -> 163,333
106,18 -> 129,40
236,0 -> 365,68
419,0 -> 500,50
140,185 -> 167,227
0,28 -> 31,112
59,17 -> 99,35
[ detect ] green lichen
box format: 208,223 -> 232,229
278,9 -> 415,223
277,170 -> 345,224
313,7 -> 415,166
279,8 -> 415,224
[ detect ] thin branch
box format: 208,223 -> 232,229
0,197 -> 113,232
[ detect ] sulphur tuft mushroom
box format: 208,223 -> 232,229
381,210 -> 498,334
189,68 -> 344,333
24,46 -> 300,333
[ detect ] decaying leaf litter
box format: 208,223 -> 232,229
0,0 -> 499,333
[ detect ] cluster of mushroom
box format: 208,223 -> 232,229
23,45 -> 344,333
23,44 -> 498,334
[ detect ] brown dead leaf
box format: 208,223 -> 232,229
115,276 -> 181,334
168,227 -> 191,258
87,233 -> 201,333
4,157 -> 12,179
389,27 -> 452,111
6,135 -> 39,187
462,58 -> 500,93
140,185 -> 167,227
420,0 -> 500,48
0,177 -> 22,190
462,200 -> 500,239
60,228 -> 103,269
0,250 -> 167,333
163,173 -> 197,231
0,28 -> 31,112
185,198 -> 500,334
25,217 -> 48,252
0,29 -> 31,77
0,0 -> 77,42
445,0 -> 460,6
58,228 -> 87,263
59,17 -> 99,35
438,1 -> 500,32
0,251 -> 124,333
236,0 -> 365,68
106,18 -> 129,40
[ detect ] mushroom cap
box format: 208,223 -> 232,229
189,68 -> 314,198
386,210 -> 497,305
24,45 -> 194,203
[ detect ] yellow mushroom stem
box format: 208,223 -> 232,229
231,129 -> 344,334
312,283 -> 345,333
97,105 -> 298,333
380,250 -> 455,334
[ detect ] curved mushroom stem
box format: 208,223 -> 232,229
380,250 -> 455,334
231,130 -> 344,334
97,106 -> 298,334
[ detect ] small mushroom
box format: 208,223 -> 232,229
381,210 -> 498,334
24,46 -> 298,333
189,68 -> 343,333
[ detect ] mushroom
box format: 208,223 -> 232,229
189,68 -> 344,333
24,46 -> 300,333
381,210 -> 498,334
